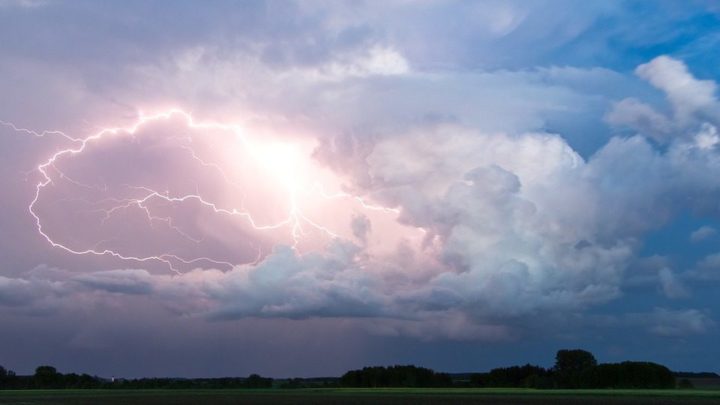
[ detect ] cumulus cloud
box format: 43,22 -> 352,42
691,225 -> 716,242
635,56 -> 719,123
1,0 -> 720,344
608,56 -> 720,141
334,58 -> 720,326
201,243 -> 387,320
6,54 -> 720,341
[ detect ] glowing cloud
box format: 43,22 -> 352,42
20,109 -> 420,274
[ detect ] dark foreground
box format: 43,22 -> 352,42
1,389 -> 720,404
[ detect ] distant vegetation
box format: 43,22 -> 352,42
340,365 -> 452,387
1,349 -> 716,390
0,365 -> 272,390
466,350 -> 678,389
336,350 -> 689,390
1,365 -> 102,389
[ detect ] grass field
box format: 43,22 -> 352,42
1,388 -> 720,404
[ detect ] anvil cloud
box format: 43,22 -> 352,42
1,0 -> 720,378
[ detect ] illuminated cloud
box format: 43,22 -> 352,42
5,55 -> 720,331
9,63 -> 720,331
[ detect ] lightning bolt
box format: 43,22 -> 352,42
3,109 -> 400,274
0,119 -> 82,143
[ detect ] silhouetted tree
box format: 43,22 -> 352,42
0,366 -> 19,390
34,366 -> 61,388
553,349 -> 597,388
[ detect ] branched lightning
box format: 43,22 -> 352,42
0,119 -> 82,143
4,109 -> 400,274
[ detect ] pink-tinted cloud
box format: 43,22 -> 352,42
27,110 -> 421,275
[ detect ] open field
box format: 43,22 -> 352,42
1,388 -> 720,404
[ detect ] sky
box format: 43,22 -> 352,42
1,0 -> 720,378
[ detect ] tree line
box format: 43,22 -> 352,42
0,349 -> 706,390
1,365 -> 102,389
339,350 -> 679,389
0,365 -> 272,389
467,349 -> 676,389
340,365 -> 452,388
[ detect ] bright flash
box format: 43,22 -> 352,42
12,109 -> 404,274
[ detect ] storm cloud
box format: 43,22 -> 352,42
1,0 -> 720,377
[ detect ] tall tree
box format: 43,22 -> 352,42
34,365 -> 61,388
554,349 -> 597,388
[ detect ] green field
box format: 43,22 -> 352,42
1,388 -> 720,404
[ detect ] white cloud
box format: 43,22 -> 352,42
607,56 -> 720,145
364,126 -> 632,317
691,225 -> 716,242
635,55 -> 719,124
124,56 -> 720,330
199,243 -> 388,320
